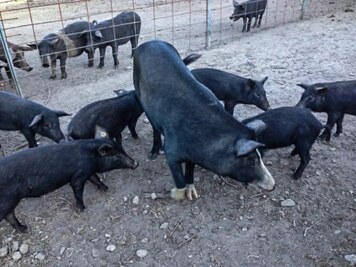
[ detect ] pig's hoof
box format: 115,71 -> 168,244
17,224 -> 28,233
149,152 -> 159,160
50,75 -> 56,80
88,63 -> 93,68
76,202 -> 85,211
170,187 -> 186,200
292,173 -> 301,180
98,65 -> 104,69
334,132 -> 341,137
186,184 -> 199,200
114,65 -> 119,69
61,74 -> 67,79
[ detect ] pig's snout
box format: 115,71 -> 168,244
26,66 -> 33,72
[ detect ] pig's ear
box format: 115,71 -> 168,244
261,76 -> 268,84
315,86 -> 328,95
98,144 -> 115,156
245,119 -> 267,136
235,139 -> 264,157
233,0 -> 239,7
29,114 -> 43,127
94,30 -> 103,39
95,125 -> 110,139
55,110 -> 71,117
297,83 -> 308,90
240,3 -> 245,9
247,78 -> 256,89
27,42 -> 38,50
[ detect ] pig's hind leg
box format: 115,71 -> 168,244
1,198 -> 27,232
5,210 -> 28,233
184,162 -> 199,200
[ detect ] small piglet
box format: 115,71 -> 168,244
0,92 -> 69,147
0,126 -> 138,232
68,90 -> 143,143
242,107 -> 322,179
296,80 -> 356,141
191,68 -> 270,115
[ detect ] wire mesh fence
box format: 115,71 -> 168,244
0,0 -> 355,97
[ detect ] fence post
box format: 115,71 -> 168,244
300,0 -> 310,20
205,0 -> 212,49
0,23 -> 23,97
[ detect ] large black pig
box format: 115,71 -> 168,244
85,11 -> 141,69
230,0 -> 268,32
28,20 -> 94,79
0,41 -> 33,80
68,90 -> 143,143
133,40 -> 275,200
191,68 -> 270,114
242,107 -> 323,179
296,81 -> 356,141
0,92 -> 69,147
0,126 -> 138,232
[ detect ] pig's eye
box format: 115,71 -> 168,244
255,93 -> 261,98
44,123 -> 50,129
307,95 -> 315,101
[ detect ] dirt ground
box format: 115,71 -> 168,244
1,1 -> 356,267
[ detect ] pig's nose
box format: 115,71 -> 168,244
132,161 -> 139,169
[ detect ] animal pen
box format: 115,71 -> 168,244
0,0 -> 354,97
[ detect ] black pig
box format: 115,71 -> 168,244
85,11 -> 141,69
230,0 -> 267,32
28,20 -> 94,79
0,126 -> 138,232
68,90 -> 143,143
0,41 -> 33,80
296,81 -> 356,141
242,107 -> 323,179
133,40 -> 275,200
191,68 -> 270,114
0,92 -> 69,147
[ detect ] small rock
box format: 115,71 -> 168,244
91,248 -> 99,258
123,196 -> 128,203
35,252 -> 45,261
160,222 -> 169,229
59,247 -> 66,256
265,161 -> 273,166
316,171 -> 321,176
141,238 -> 148,243
329,147 -> 336,151
239,195 -> 244,200
19,244 -> 29,254
151,193 -> 157,200
184,234 -> 190,240
136,249 -> 148,258
106,245 -> 116,252
12,252 -> 22,261
132,196 -> 140,205
11,241 -> 19,252
333,230 -> 341,235
0,246 -> 9,257
345,254 -> 356,265
143,118 -> 150,124
281,198 -> 296,207
242,227 -> 248,232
